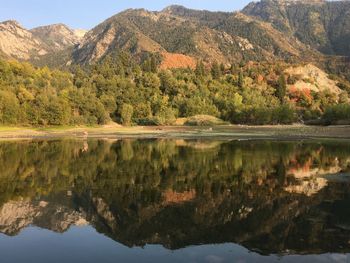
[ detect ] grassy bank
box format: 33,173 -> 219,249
0,124 -> 350,140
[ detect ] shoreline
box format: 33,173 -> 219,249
0,125 -> 350,140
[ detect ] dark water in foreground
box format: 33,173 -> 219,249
0,139 -> 350,263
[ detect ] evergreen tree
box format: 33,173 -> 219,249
211,62 -> 221,80
195,61 -> 206,77
238,70 -> 244,88
276,74 -> 287,103
150,56 -> 158,73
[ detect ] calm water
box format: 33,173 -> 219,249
0,139 -> 350,263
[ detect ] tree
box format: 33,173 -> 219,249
323,104 -> 350,124
45,97 -> 71,125
142,59 -> 152,73
195,61 -> 206,77
211,62 -> 221,80
222,93 -> 243,122
155,107 -> 176,125
121,104 -> 134,126
274,105 -> 296,124
0,90 -> 20,124
238,70 -> 244,89
276,74 -> 287,103
142,55 -> 158,73
150,56 -> 158,73
159,70 -> 178,96
100,95 -> 117,116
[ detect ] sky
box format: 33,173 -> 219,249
0,0 -> 253,30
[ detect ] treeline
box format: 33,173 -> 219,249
0,59 -> 108,125
0,52 -> 349,126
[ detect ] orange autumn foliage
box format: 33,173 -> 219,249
160,52 -> 196,70
288,86 -> 313,105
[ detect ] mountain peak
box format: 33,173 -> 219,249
162,5 -> 187,10
30,23 -> 84,51
31,23 -> 87,39
31,23 -> 72,32
161,5 -> 188,13
1,20 -> 23,29
259,0 -> 326,5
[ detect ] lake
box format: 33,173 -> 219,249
0,139 -> 350,263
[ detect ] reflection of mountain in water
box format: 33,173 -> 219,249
0,195 -> 87,236
0,139 -> 350,255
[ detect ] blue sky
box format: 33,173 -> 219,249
1,0 -> 252,30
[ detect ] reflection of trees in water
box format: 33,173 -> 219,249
0,139 -> 350,254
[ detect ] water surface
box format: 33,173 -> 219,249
0,139 -> 350,262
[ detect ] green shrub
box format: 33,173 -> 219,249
235,106 -> 296,125
323,104 -> 350,124
185,115 -> 227,126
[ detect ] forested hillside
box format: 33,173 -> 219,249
0,52 -> 349,126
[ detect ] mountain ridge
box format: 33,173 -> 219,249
242,0 -> 350,56
0,0 -> 349,74
71,4 -> 323,67
0,20 -> 85,61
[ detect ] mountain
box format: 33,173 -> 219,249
71,1 -> 350,70
0,20 -> 85,61
72,5 -> 320,66
31,23 -> 85,51
0,197 -> 87,236
0,20 -> 48,60
0,1 -> 349,73
242,0 -> 350,56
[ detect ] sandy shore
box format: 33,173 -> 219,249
0,125 -> 350,140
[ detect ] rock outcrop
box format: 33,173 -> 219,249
0,20 -> 47,60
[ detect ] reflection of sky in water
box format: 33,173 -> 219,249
0,227 -> 348,263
